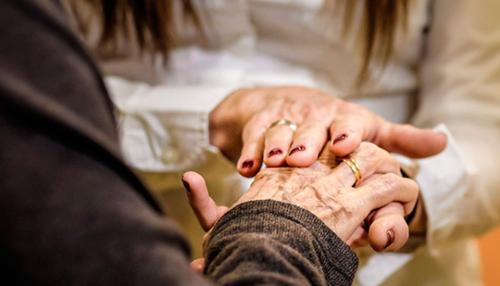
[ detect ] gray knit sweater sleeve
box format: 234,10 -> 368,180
205,200 -> 359,286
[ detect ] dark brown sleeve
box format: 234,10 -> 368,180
0,1 -> 208,285
204,200 -> 359,286
0,1 -> 358,286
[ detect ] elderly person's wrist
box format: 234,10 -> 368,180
204,199 -> 359,282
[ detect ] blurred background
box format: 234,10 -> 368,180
479,227 -> 500,285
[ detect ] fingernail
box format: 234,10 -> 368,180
362,210 -> 377,231
384,229 -> 395,249
361,219 -> 370,232
333,133 -> 348,144
181,176 -> 191,193
436,131 -> 448,139
242,160 -> 254,168
289,145 -> 306,156
268,148 -> 283,158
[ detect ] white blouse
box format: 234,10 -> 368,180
73,0 -> 500,285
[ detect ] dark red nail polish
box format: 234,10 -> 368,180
333,134 -> 348,144
268,148 -> 283,158
242,160 -> 254,168
181,176 -> 191,193
362,210 -> 377,231
384,229 -> 395,249
289,145 -> 306,156
361,219 -> 370,232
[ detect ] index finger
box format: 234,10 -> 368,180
354,174 -> 419,216
183,171 -> 229,231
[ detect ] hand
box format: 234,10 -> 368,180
184,142 -> 418,256
209,86 -> 447,178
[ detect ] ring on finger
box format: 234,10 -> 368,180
269,119 -> 298,131
339,156 -> 363,188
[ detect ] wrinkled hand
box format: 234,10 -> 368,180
209,86 -> 447,178
184,142 -> 419,273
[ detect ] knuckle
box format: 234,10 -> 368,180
251,112 -> 269,125
298,103 -> 321,118
387,155 -> 401,172
405,178 -> 420,196
376,173 -> 401,192
359,141 -> 378,157
339,101 -> 358,112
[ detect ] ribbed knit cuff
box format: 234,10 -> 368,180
207,200 -> 359,285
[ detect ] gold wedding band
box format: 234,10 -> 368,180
339,156 -> 363,188
269,119 -> 298,131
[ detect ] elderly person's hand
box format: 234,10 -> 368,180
184,142 -> 417,273
209,86 -> 447,178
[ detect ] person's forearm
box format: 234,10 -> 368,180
105,76 -> 240,171
417,123 -> 500,248
204,200 -> 359,286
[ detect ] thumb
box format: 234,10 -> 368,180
190,258 -> 205,274
378,124 -> 447,158
182,171 -> 229,231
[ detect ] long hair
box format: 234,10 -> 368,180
69,0 -> 199,61
358,0 -> 410,83
326,0 -> 410,83
71,0 -> 409,81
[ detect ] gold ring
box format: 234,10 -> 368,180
339,156 -> 363,188
269,119 -> 298,131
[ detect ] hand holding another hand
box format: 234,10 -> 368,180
209,86 -> 447,178
183,141 -> 419,271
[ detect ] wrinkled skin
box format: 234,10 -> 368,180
184,142 -> 421,273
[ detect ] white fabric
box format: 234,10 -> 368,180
73,0 -> 500,285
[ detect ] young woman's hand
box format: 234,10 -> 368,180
209,86 -> 447,178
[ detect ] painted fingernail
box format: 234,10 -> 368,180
268,148 -> 283,158
289,145 -> 306,156
181,176 -> 191,193
242,160 -> 254,168
384,229 -> 395,249
361,219 -> 370,232
362,210 -> 377,231
333,133 -> 348,144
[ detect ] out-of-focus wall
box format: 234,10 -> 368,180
478,227 -> 500,285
